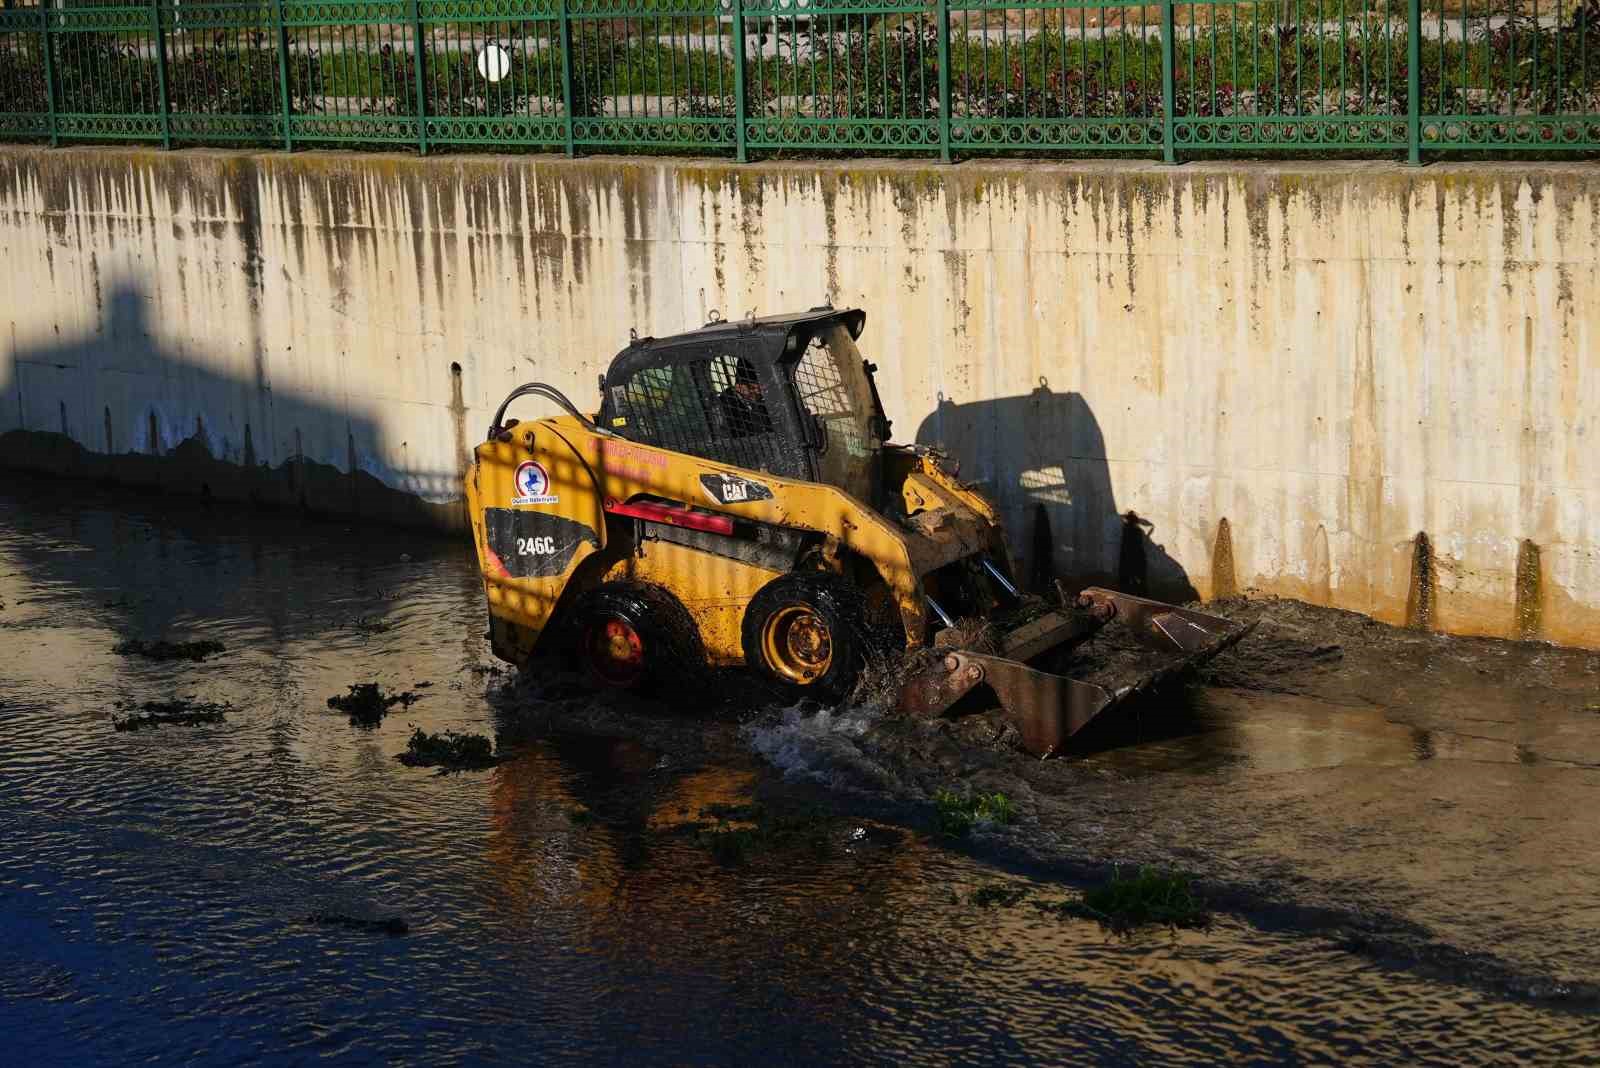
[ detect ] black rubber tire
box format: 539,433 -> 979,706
567,582 -> 705,697
741,571 -> 876,703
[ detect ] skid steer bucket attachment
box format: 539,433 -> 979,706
898,587 -> 1254,757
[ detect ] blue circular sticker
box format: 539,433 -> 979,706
513,460 -> 556,504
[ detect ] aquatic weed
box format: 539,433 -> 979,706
1046,867 -> 1212,933
114,638 -> 226,662
112,698 -> 230,731
397,727 -> 498,771
327,683 -> 422,727
305,912 -> 409,936
933,789 -> 1017,837
967,882 -> 1031,908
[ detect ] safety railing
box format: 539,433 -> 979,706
2,0 -> 1598,160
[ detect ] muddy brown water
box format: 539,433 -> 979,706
2,474 -> 1598,1064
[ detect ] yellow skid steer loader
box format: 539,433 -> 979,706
465,307 -> 1250,756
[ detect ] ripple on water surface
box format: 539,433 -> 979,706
1,477 -> 1597,1065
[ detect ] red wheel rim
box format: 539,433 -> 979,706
583,617 -> 645,687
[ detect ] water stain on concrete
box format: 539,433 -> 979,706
1310,524 -> 1332,606
449,360 -> 469,482
1211,518 -> 1238,601
1515,538 -> 1543,641
4,150 -> 1600,648
1406,531 -> 1436,632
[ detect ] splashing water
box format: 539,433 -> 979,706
742,700 -> 896,792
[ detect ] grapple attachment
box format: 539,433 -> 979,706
898,586 -> 1254,757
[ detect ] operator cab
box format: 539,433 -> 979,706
596,307 -> 891,503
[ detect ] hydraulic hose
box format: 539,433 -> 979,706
487,382 -> 604,440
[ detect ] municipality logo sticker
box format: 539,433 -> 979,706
513,460 -> 558,505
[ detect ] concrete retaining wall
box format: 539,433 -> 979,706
2,146 -> 1596,646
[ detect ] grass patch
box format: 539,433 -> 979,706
397,727 -> 499,771
114,638 -> 226,662
1048,867 -> 1212,933
694,802 -> 833,864
933,789 -> 1017,837
326,683 -> 422,728
112,698 -> 230,731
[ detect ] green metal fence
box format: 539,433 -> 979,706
2,0 -> 1598,160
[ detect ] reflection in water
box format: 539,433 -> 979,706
0,476 -> 1597,1064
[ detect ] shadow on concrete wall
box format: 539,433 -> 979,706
913,382 -> 1196,602
4,288 -> 1192,600
1,283 -> 465,530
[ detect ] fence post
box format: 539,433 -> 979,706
39,5 -> 58,147
731,0 -> 747,162
1406,0 -> 1421,164
410,0 -> 427,155
150,0 -> 172,149
936,0 -> 950,163
1160,0 -> 1175,164
273,0 -> 293,151
557,0 -> 574,156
